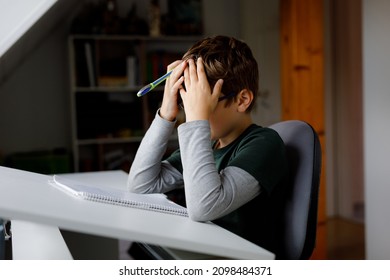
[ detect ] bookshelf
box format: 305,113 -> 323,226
68,35 -> 198,172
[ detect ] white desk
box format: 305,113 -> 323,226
0,166 -> 274,259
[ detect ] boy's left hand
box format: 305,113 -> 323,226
180,58 -> 223,122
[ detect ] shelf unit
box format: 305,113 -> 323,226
68,35 -> 198,172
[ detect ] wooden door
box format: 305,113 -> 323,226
280,0 -> 327,259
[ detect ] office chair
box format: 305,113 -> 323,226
269,120 -> 322,260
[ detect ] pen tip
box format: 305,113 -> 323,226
137,84 -> 152,97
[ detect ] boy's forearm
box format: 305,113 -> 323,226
178,120 -> 260,221
177,121 -> 223,220
127,110 -> 176,193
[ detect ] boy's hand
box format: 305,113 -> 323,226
180,58 -> 223,122
160,60 -> 187,122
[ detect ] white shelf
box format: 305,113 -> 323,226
77,135 -> 178,146
74,85 -> 164,93
75,86 -> 140,92
69,35 -> 192,171
77,137 -> 144,146
70,34 -> 201,42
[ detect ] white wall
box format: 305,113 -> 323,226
240,0 -> 281,126
0,21 -> 71,154
203,0 -> 240,37
0,0 -> 57,57
0,0 -> 83,156
363,0 -> 390,259
0,1 -> 95,156
327,0 -> 364,221
324,0 -> 335,218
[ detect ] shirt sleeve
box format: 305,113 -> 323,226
127,110 -> 184,194
177,120 -> 261,222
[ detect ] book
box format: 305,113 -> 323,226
84,42 -> 96,87
97,76 -> 128,87
126,56 -> 137,87
50,175 -> 188,217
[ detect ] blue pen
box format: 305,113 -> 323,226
137,70 -> 173,97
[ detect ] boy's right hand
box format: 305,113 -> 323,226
160,60 -> 187,122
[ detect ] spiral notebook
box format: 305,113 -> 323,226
50,175 -> 188,217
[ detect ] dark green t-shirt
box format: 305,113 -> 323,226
167,124 -> 288,192
166,124 -> 289,257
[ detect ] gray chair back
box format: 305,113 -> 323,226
269,120 -> 321,260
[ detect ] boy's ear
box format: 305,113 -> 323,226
236,89 -> 254,112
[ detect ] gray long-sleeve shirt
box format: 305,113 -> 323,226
128,111 -> 261,221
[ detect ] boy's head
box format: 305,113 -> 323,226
182,35 -> 259,112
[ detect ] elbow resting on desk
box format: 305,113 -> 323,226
184,170 -> 262,222
184,187 -> 237,222
186,210 -> 216,222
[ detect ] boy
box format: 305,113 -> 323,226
128,35 -> 288,257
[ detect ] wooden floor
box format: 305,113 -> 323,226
326,217 -> 365,260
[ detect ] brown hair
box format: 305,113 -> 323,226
182,35 -> 259,112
